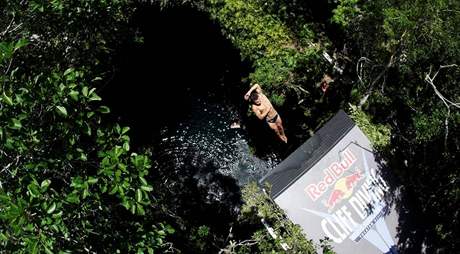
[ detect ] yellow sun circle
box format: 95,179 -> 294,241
334,178 -> 353,199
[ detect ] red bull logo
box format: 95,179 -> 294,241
325,170 -> 362,210
305,149 -> 357,201
326,189 -> 345,210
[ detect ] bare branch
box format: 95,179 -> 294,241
0,17 -> 15,38
356,57 -> 373,87
218,239 -> 259,254
1,155 -> 21,174
424,64 -> 460,146
0,15 -> 22,39
356,31 -> 407,107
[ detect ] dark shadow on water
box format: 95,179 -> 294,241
100,4 -> 293,160
99,5 -> 269,253
100,5 -> 250,148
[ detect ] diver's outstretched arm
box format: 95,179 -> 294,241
244,83 -> 262,100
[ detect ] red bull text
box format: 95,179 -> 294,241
305,149 -> 357,201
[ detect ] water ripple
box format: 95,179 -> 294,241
155,101 -> 280,186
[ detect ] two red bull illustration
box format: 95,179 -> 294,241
302,148 -> 395,253
263,111 -> 399,254
304,148 -> 361,210
324,169 -> 362,210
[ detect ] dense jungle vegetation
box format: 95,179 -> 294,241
0,0 -> 459,253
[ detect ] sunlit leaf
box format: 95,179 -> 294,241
82,86 -> 89,97
69,90 -> 79,101
47,202 -> 56,214
9,118 -> 22,130
89,93 -> 102,101
141,186 -> 153,192
66,193 -> 80,204
137,203 -> 145,215
136,188 -> 142,203
56,105 -> 68,117
87,177 -> 98,184
98,105 -> 110,113
64,68 -> 74,76
2,92 -> 13,106
27,183 -> 40,198
40,179 -> 51,190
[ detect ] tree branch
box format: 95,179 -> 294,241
357,31 -> 407,107
0,15 -> 22,39
424,64 -> 460,147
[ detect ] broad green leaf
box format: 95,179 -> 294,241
56,106 -> 68,117
87,177 -> 98,184
9,118 -> 22,130
139,176 -> 148,186
123,142 -> 130,151
122,199 -> 130,209
115,124 -> 121,134
83,188 -> 89,198
64,68 -> 74,76
98,105 -> 110,113
68,90 -> 79,101
2,92 -> 13,106
137,203 -> 145,215
47,202 -> 56,214
84,122 -> 91,136
87,111 -> 95,119
0,42 -> 14,61
70,177 -> 83,188
109,185 -> 118,195
27,183 -> 40,197
89,93 -> 102,101
165,225 -> 175,234
44,246 -> 53,254
0,232 -> 8,241
140,185 -> 153,192
136,188 -> 142,203
79,152 -> 87,161
88,87 -> 97,95
66,193 -> 80,204
130,203 -> 136,214
40,179 -> 51,190
52,211 -> 63,218
82,86 -> 89,97
122,126 -> 130,134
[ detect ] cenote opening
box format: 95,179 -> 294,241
100,5 -> 286,252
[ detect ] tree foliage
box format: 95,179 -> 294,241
1,0 -> 459,252
345,0 -> 460,251
218,182 -> 331,254
0,1 -> 174,253
0,46 -> 173,253
196,0 -> 326,106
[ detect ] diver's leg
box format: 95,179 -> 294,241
269,120 -> 287,143
276,117 -> 287,143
